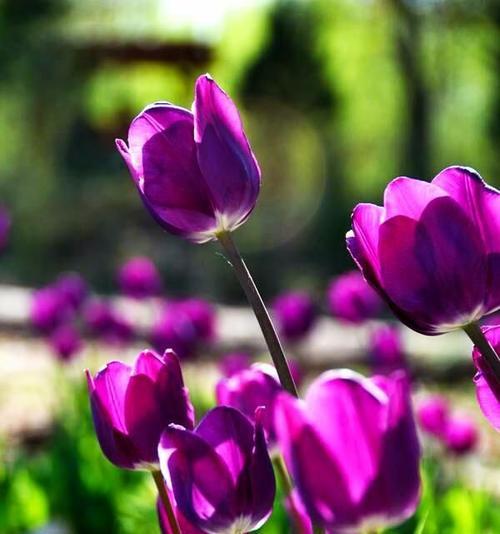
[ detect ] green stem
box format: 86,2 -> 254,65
152,470 -> 181,534
217,231 -> 298,398
463,322 -> 500,379
272,454 -> 293,496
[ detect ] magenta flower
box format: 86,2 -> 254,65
348,166 -> 500,335
49,324 -> 82,362
272,291 -> 316,341
157,497 -> 203,534
30,287 -> 71,334
417,395 -> 449,438
472,326 -> 500,430
285,490 -> 313,534
443,415 -> 478,455
118,256 -> 162,299
176,298 -> 216,342
216,363 -> 282,442
54,272 -> 88,311
86,349 -> 194,470
369,324 -> 406,374
218,352 -> 252,377
158,406 -> 275,533
116,74 -> 260,243
83,299 -> 115,336
274,370 -> 420,532
327,271 -> 382,324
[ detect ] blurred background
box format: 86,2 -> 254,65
1,0 -> 500,532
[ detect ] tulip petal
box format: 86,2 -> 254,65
158,425 -> 236,532
304,370 -> 387,504
195,406 -> 253,486
194,74 -> 260,229
383,177 -> 448,221
274,393 -> 357,529
379,197 -> 487,333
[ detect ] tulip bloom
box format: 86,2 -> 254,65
30,287 -> 71,333
327,271 -> 382,324
118,256 -> 162,299
274,370 -> 420,532
472,326 -> 500,430
272,291 -> 316,341
216,363 -> 282,442
176,298 -> 216,342
417,395 -> 449,438
116,74 -> 260,243
347,166 -> 500,335
369,324 -> 406,374
443,415 -> 478,455
157,497 -> 204,534
86,349 -> 194,470
49,324 -> 82,361
158,406 -> 275,533
219,352 -> 252,377
54,272 -> 88,311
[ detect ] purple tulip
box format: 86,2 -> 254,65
150,305 -> 199,359
285,490 -> 313,534
0,207 -> 11,252
272,291 -> 316,341
86,349 -> 194,470
116,74 -> 261,243
348,166 -> 500,335
117,256 -> 162,299
30,287 -> 71,333
216,363 -> 282,442
327,271 -> 382,324
288,357 -> 304,387
417,395 -> 449,438
54,272 -> 88,311
369,324 -> 406,374
274,370 -> 421,532
472,326 -> 500,430
176,298 -> 216,341
84,299 -> 115,336
158,406 -> 275,533
157,497 -> 204,534
443,415 -> 478,455
218,352 -> 252,377
49,324 -> 82,361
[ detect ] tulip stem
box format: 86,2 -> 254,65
152,470 -> 181,534
463,322 -> 500,380
217,231 -> 298,397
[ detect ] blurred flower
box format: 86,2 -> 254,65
327,271 -> 382,324
347,166 -> 500,335
176,298 -> 216,341
150,305 -> 199,359
369,324 -> 406,374
48,324 -> 82,362
157,497 -> 203,534
117,256 -> 162,299
0,207 -> 11,251
472,326 -> 500,430
288,357 -> 304,387
116,74 -> 261,243
30,287 -> 71,334
218,352 -> 252,377
272,291 -> 316,341
417,395 -> 449,438
443,415 -> 478,455
285,490 -> 312,534
274,370 -> 420,532
216,363 -> 282,443
86,349 -> 194,470
83,299 -> 134,346
54,272 -> 88,311
158,406 -> 275,533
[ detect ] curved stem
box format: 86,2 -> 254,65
152,470 -> 181,534
217,231 -> 298,397
463,322 -> 500,379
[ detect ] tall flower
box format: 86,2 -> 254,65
274,370 -> 420,532
443,415 -> 478,455
347,166 -> 500,335
327,271 -> 382,324
116,74 -> 260,243
86,349 -> 194,470
158,406 -> 275,534
472,326 -> 500,430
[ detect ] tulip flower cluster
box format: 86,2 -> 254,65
417,395 -> 478,455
